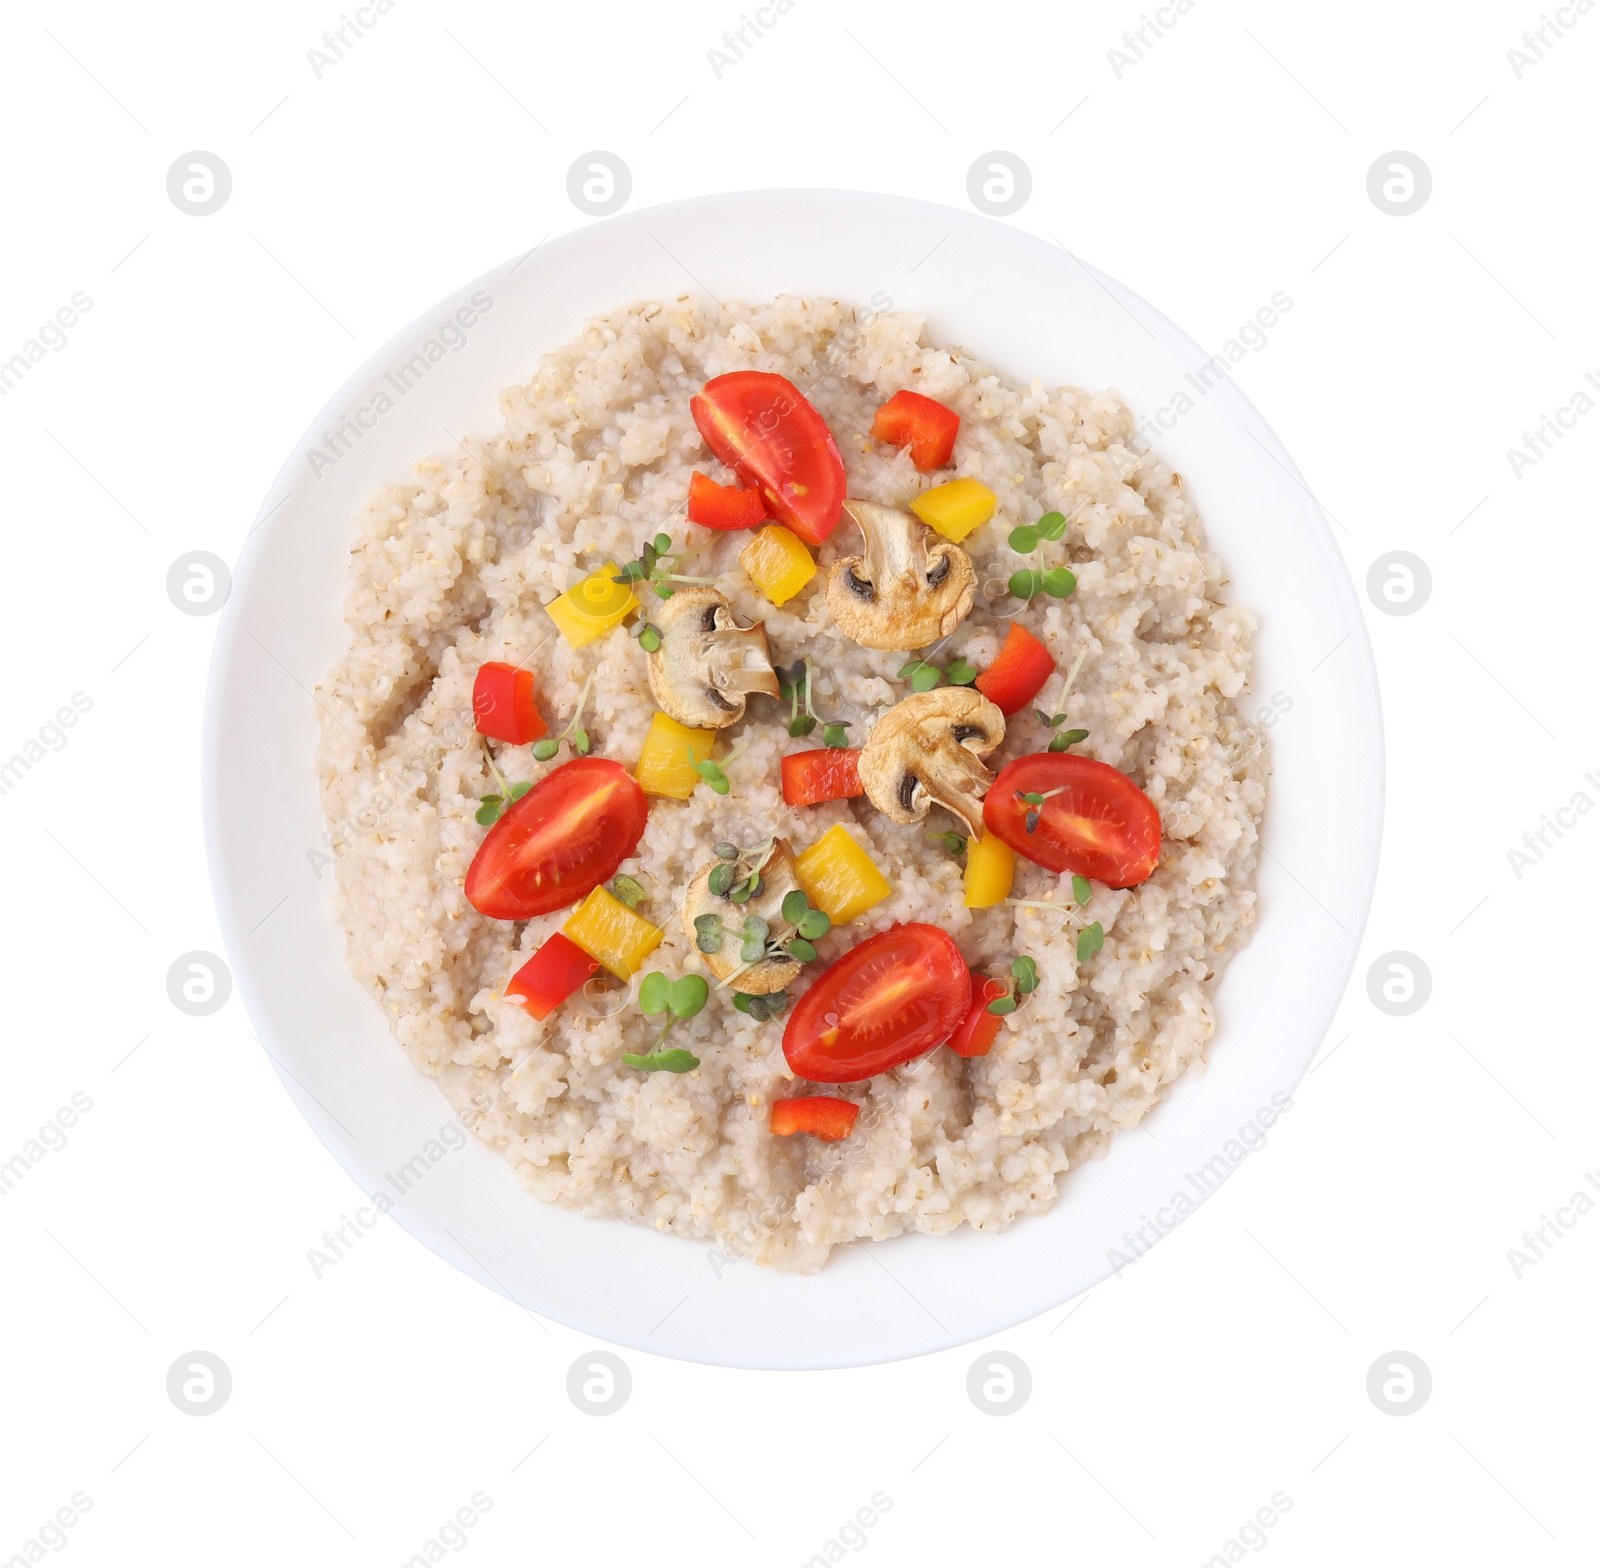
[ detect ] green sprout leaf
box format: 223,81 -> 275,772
728,881 -> 754,905
608,873 -> 646,910
1035,709 -> 1066,728
613,560 -> 648,583
638,972 -> 672,1016
694,913 -> 726,954
1076,921 -> 1105,962
1072,874 -> 1092,905
1012,955 -> 1039,994
1009,568 -> 1043,601
788,713 -> 818,738
653,582 -> 675,600
781,889 -> 809,925
731,992 -> 753,1014
987,994 -> 1018,1016
1008,525 -> 1040,553
532,738 -> 560,761
714,842 -> 741,861
944,659 -> 978,687
796,908 -> 831,940
622,1047 -> 700,1073
927,831 -> 967,857
507,780 -> 533,802
475,795 -> 503,826
1048,727 -> 1090,753
1022,792 -> 1046,805
637,625 -> 662,653
766,990 -> 790,1015
653,533 -> 673,554
910,663 -> 942,693
667,974 -> 709,1019
1037,510 -> 1067,541
822,723 -> 851,749
1042,567 -> 1077,598
708,863 -> 736,897
691,753 -> 730,794
572,727 -> 591,755
785,937 -> 817,963
744,994 -> 772,1021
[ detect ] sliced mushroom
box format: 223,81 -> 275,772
824,499 -> 977,650
646,586 -> 780,729
858,687 -> 1006,838
681,840 -> 803,996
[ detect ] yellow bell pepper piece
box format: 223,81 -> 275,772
545,564 -> 637,648
634,711 -> 716,800
738,524 -> 816,607
562,886 -> 662,980
908,477 -> 997,543
963,829 -> 1016,908
795,824 -> 892,926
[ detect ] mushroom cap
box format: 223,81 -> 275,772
646,586 -> 780,729
680,840 -> 804,996
824,500 -> 977,651
858,687 -> 1006,838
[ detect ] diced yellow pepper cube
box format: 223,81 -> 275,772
795,824 -> 892,926
963,829 -> 1016,908
635,711 -> 716,800
562,886 -> 663,980
738,524 -> 816,607
908,477 -> 997,543
544,564 -> 637,648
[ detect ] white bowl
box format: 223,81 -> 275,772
203,190 -> 1383,1369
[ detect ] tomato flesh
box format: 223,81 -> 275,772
687,470 -> 768,531
770,1096 -> 859,1140
783,923 -> 971,1083
983,754 -> 1161,888
871,389 -> 960,470
780,748 -> 864,807
690,371 -> 847,546
465,757 -> 648,919
974,623 -> 1055,717
946,975 -> 1009,1058
504,933 -> 600,1021
472,661 -> 547,744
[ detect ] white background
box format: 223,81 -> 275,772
2,0 -> 1595,1563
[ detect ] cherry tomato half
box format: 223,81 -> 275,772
783,923 -> 971,1083
983,754 -> 1161,888
690,371 -> 847,547
465,757 -> 648,919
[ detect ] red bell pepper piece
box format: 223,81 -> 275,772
871,390 -> 960,471
504,933 -> 600,1021
473,661 -> 547,745
687,470 -> 768,531
946,975 -> 1010,1058
770,1095 -> 859,1140
780,749 -> 864,807
974,623 -> 1056,717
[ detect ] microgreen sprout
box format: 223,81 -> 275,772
624,969 -> 709,1071
607,874 -> 647,910
927,830 -> 968,857
613,532 -> 718,601
897,655 -> 979,693
1009,505 -> 1081,601
531,671 -> 595,761
694,876 -> 832,986
777,658 -> 848,740
475,745 -> 534,826
688,741 -> 745,797
1072,874 -> 1092,906
1076,922 -> 1105,961
731,989 -> 790,1022
985,953 -> 1041,1015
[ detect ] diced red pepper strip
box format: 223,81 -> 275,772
770,1096 -> 859,1140
473,661 -> 547,744
871,390 -> 961,471
687,470 -> 768,531
504,933 -> 600,1021
946,975 -> 1010,1058
780,749 -> 864,807
974,623 -> 1056,717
